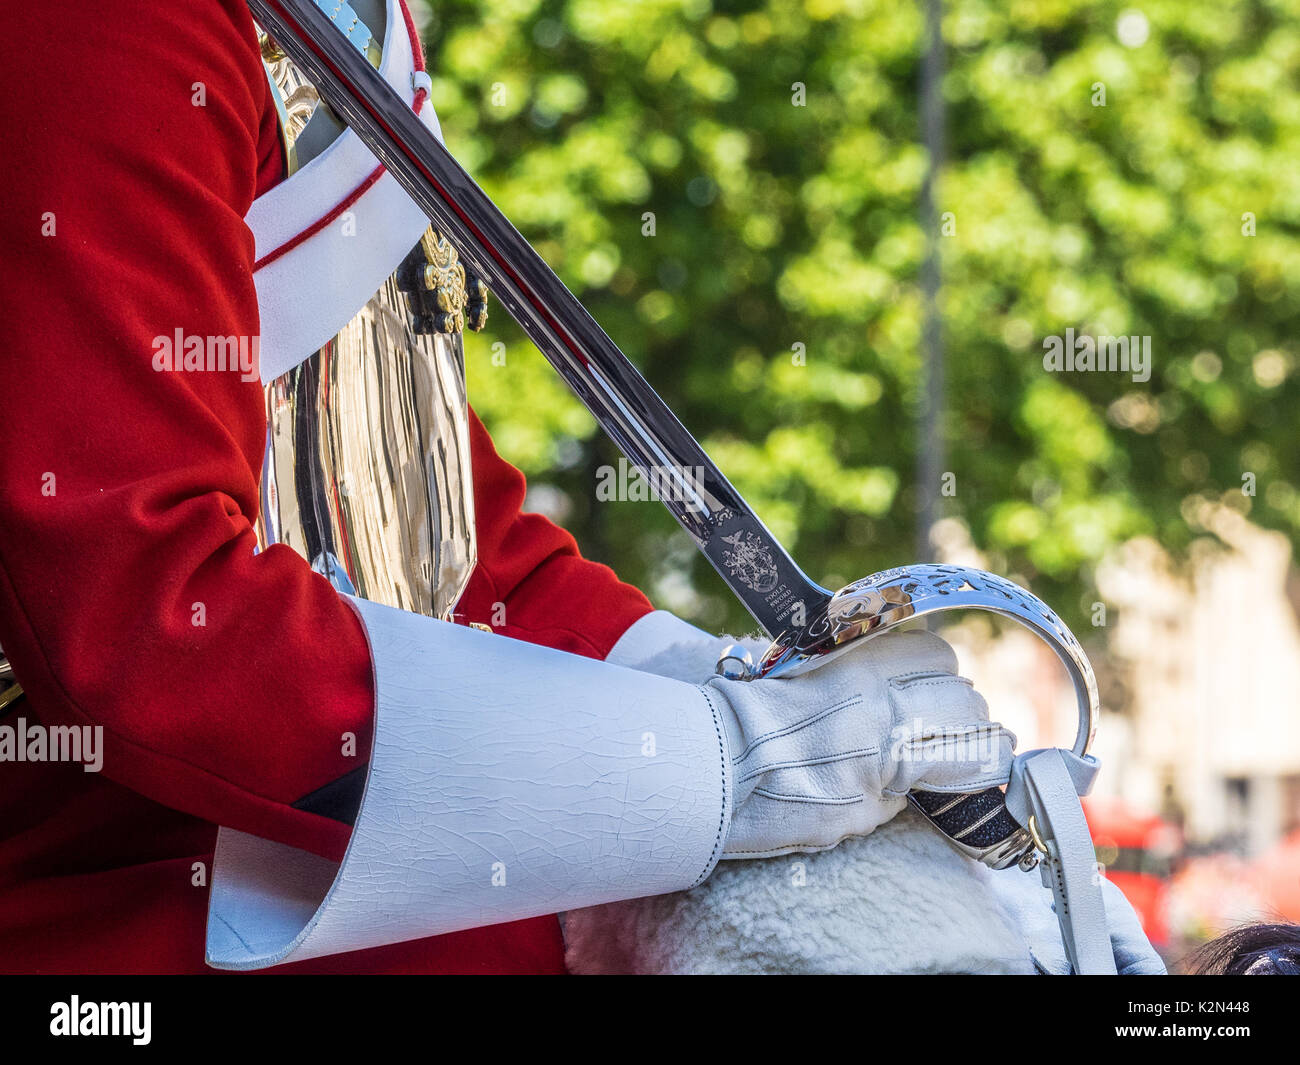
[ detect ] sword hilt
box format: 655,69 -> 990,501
908,787 -> 1033,869
754,564 -> 1099,869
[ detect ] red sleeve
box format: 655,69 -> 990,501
0,0 -> 371,860
455,410 -> 653,658
0,1 -> 651,867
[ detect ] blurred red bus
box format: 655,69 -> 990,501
1084,796 -> 1182,947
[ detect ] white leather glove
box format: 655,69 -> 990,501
704,629 -> 1015,859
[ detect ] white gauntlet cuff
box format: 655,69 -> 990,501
206,598 -> 732,969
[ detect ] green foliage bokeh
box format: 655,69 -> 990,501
422,0 -> 1300,634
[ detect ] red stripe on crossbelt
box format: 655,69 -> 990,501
253,2 -> 427,272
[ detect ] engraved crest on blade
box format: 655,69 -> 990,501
720,530 -> 779,593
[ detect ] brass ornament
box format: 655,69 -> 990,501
398,228 -> 489,335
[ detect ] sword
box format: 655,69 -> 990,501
248,0 -> 1098,869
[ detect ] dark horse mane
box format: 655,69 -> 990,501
1190,923 -> 1300,975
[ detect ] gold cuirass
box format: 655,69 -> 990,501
256,42 -> 481,621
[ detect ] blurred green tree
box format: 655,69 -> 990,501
420,0 -> 1300,634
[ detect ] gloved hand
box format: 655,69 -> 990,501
992,862 -> 1167,974
704,629 -> 1015,859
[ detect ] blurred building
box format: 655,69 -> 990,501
1096,505 -> 1300,857
939,507 -> 1300,858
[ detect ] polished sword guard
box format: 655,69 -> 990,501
755,564 -> 1100,869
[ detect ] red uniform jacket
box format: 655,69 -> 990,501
0,0 -> 652,973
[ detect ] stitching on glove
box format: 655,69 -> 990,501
692,687 -> 731,888
889,668 -> 956,684
734,694 -> 862,760
889,674 -> 975,692
896,725 -> 1010,750
750,786 -> 866,805
737,745 -> 879,785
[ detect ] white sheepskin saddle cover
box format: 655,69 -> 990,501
575,616 -> 1041,974
564,807 -> 1037,975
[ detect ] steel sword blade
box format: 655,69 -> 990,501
249,0 -> 1029,868
248,0 -> 828,639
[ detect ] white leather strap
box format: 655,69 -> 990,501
249,0 -> 442,382
205,597 -> 732,969
1006,749 -> 1114,974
